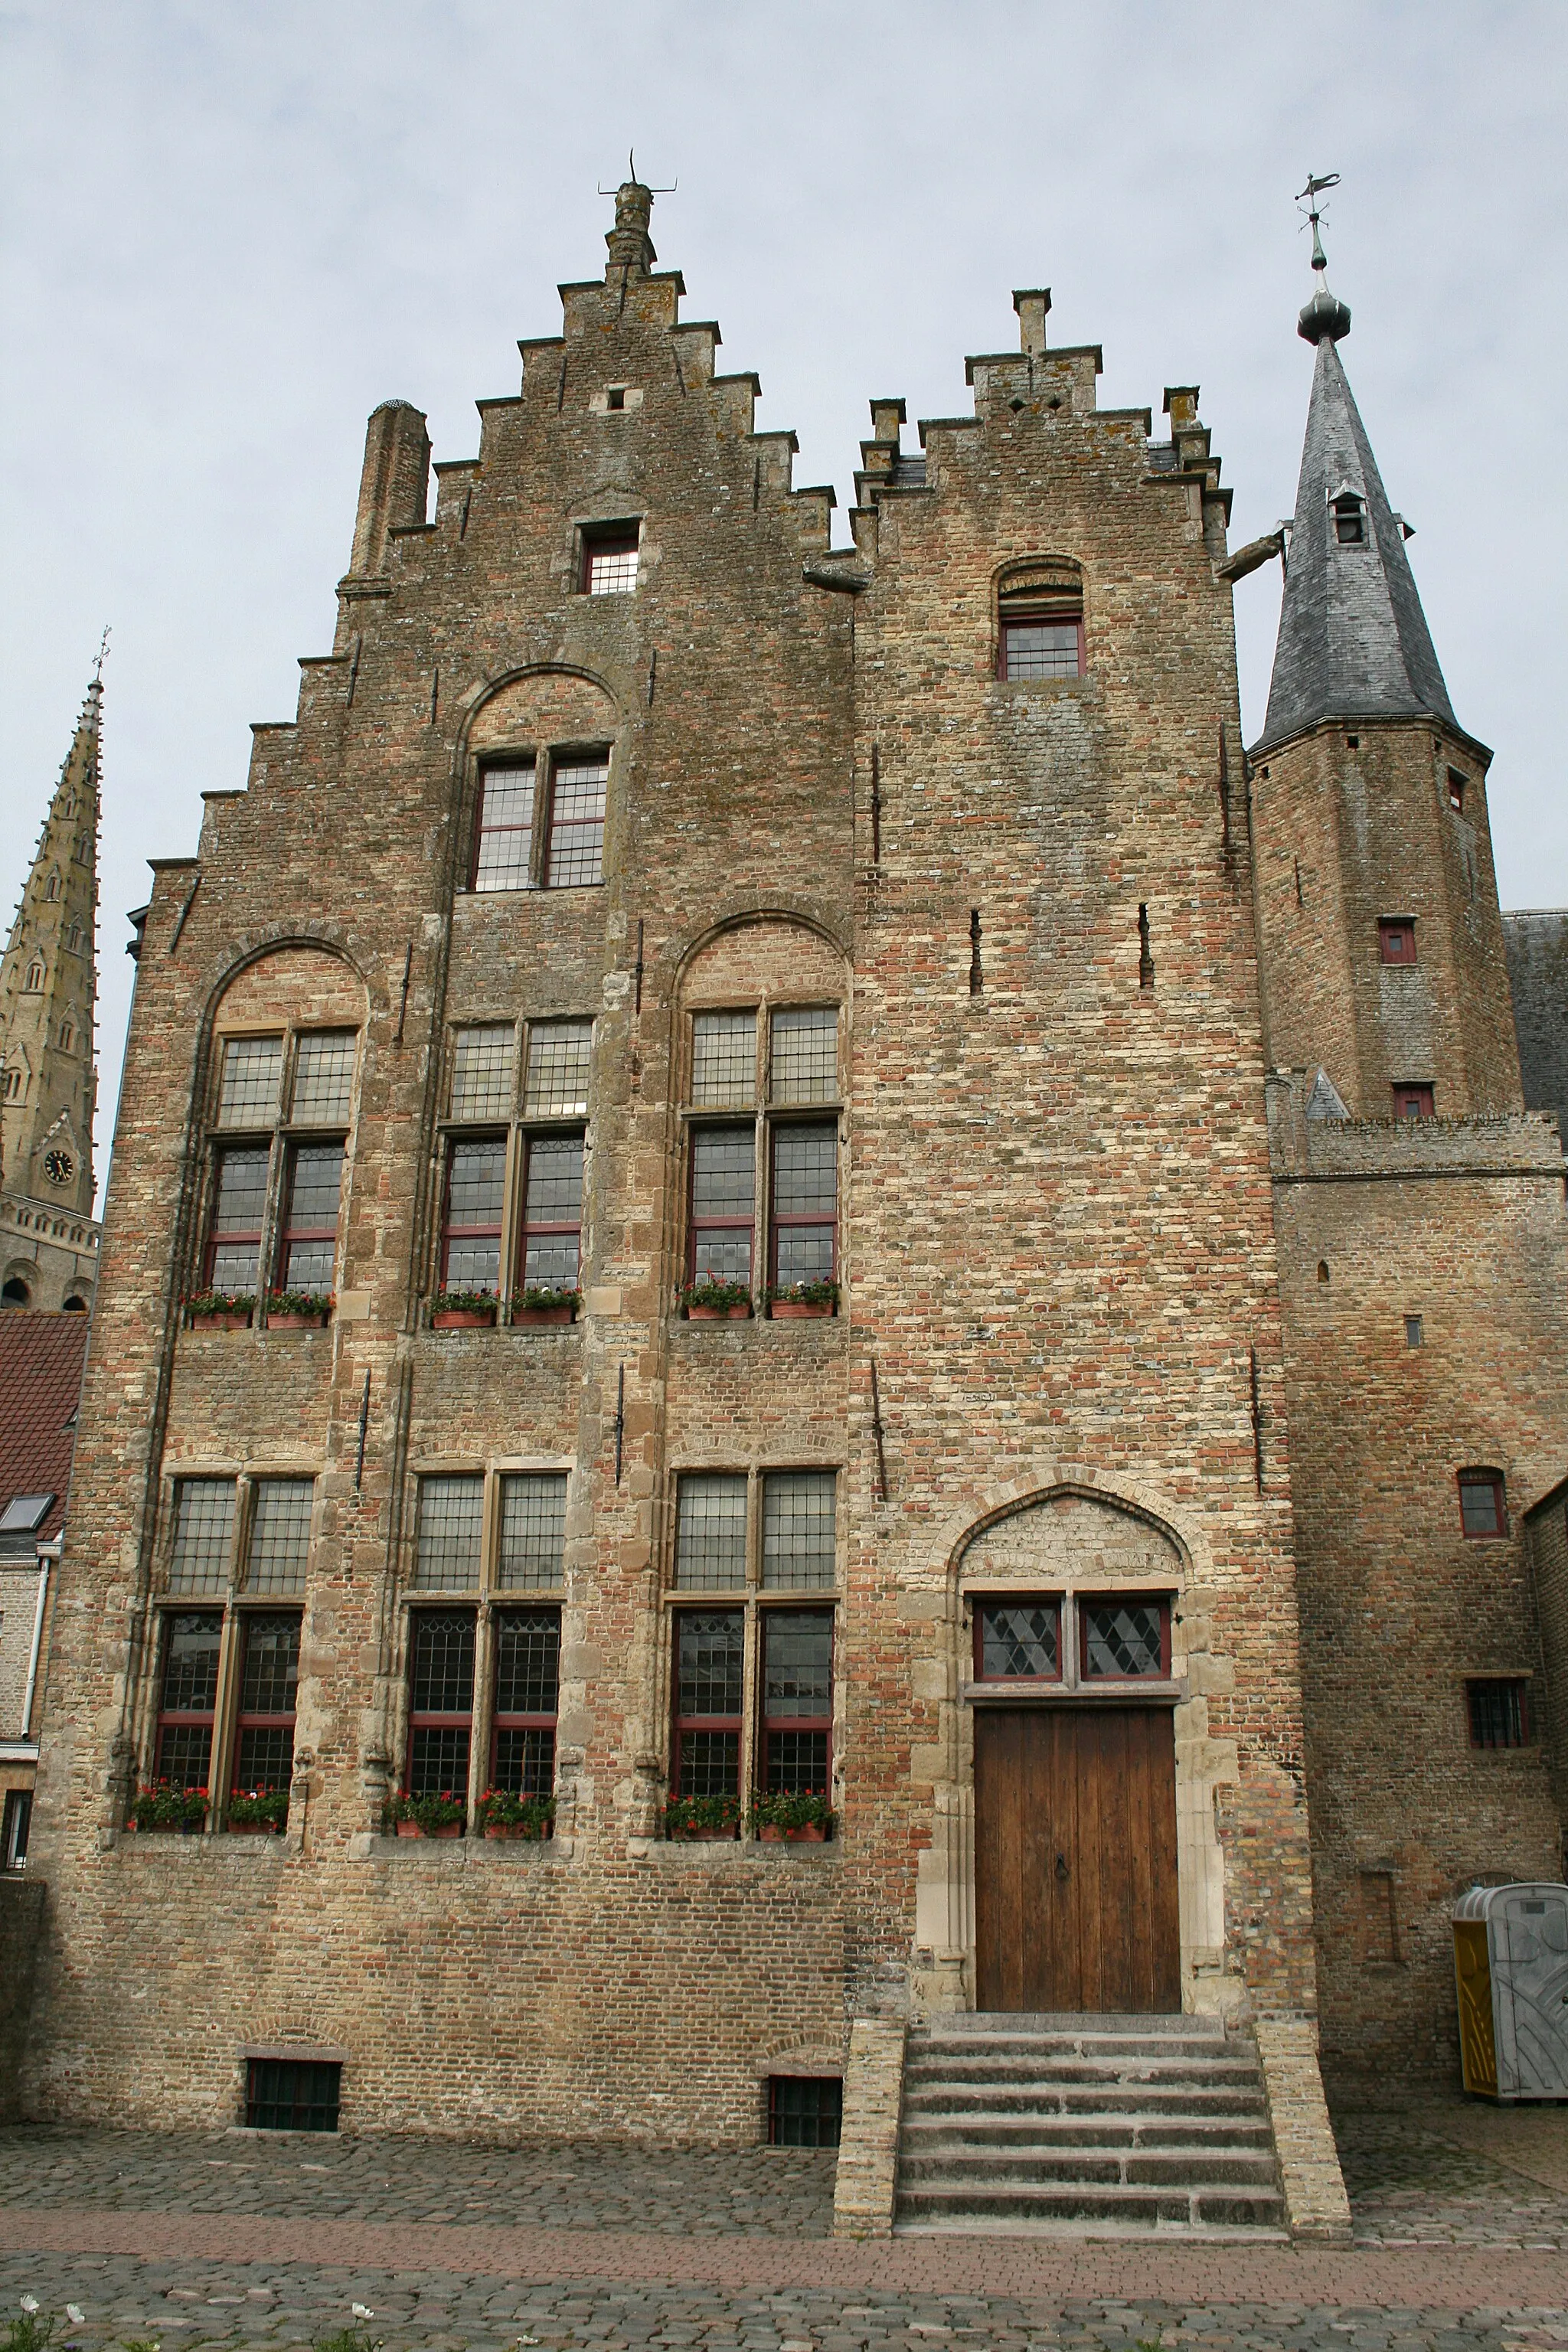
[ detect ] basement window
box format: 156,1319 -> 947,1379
1467,1679 -> 1529,1750
768,2076 -> 842,2148
581,522 -> 640,595
1379,919 -> 1417,966
245,2056 -> 341,2132
1458,1470 -> 1507,1540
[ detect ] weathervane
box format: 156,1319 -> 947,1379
597,151 -> 678,196
1296,170 -> 1340,278
92,624 -> 111,686
1295,172 -> 1351,345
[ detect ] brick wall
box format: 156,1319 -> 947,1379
0,1874 -> 44,2122
1504,910 -> 1568,1142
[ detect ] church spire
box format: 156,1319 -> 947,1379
1256,193 -> 1459,758
0,663 -> 102,1233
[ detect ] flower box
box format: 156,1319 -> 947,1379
185,1292 -> 256,1331
758,1821 -> 828,1843
484,1821 -> 553,1841
476,1791 -> 555,1839
767,1284 -> 839,1319
513,1307 -> 575,1326
681,1282 -> 753,1321
396,1819 -> 462,1839
432,1307 -> 496,1330
130,1783 -> 211,1834
670,1824 -> 740,1841
266,1311 -> 328,1331
510,1288 -> 581,1326
188,1310 -> 252,1332
688,1304 -> 752,1321
663,1795 -> 741,1841
769,1302 -> 833,1320
225,1820 -> 276,1836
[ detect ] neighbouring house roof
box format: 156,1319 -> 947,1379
0,1310 -> 90,1555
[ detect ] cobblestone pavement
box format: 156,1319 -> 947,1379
1334,2108 -> 1568,2249
0,2133 -> 835,2239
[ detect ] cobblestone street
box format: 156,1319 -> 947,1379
2,2102 -> 1567,2352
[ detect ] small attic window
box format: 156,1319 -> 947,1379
1332,495 -> 1367,546
0,1494 -> 54,1535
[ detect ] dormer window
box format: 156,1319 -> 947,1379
1332,494 -> 1367,546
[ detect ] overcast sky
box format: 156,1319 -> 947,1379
3,0 -> 1564,1197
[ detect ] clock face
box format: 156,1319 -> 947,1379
44,1147 -> 75,1186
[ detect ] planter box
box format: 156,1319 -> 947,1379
225,1820 -> 283,1835
394,1819 -> 463,1838
188,1312 -> 251,1332
511,1307 -> 575,1326
687,1305 -> 751,1321
266,1312 -> 328,1332
769,1302 -> 834,1319
129,1819 -> 206,1834
432,1309 -> 496,1331
668,1825 -> 740,1841
484,1822 -> 553,1840
758,1821 -> 829,1843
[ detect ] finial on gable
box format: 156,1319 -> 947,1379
599,157 -> 676,283
1296,171 -> 1351,345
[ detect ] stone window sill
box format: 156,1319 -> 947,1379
628,1836 -> 841,1866
962,1678 -> 1184,1707
347,1831 -> 575,1862
109,1829 -> 294,1857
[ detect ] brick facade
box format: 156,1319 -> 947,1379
18,187 -> 1563,2134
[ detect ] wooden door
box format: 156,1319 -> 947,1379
973,1707 -> 1181,2013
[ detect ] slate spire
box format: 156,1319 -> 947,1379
1257,254 -> 1459,756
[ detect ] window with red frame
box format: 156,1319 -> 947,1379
761,1609 -> 833,1793
155,1611 -> 223,1788
1393,1082 -> 1435,1119
974,1596 -> 1062,1682
1080,1596 -> 1171,1679
544,756 -> 608,888
689,1129 -> 754,1285
518,1133 -> 583,1290
1379,919 -> 1417,966
1458,1470 -> 1507,1540
276,1142 -> 343,1298
440,1136 -> 507,1294
770,1124 -> 837,1289
490,1608 -> 559,1795
472,763 -> 536,892
1467,1678 -> 1528,1749
672,1609 -> 743,1799
232,1612 -> 300,1796
206,1146 -> 270,1292
407,1609 -> 475,1797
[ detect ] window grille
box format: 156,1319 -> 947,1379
168,1480 -> 235,1595
155,1611 -> 223,1786
767,2076 -> 841,2148
519,1135 -> 583,1289
291,1031 -> 357,1125
497,1473 -> 567,1589
217,1037 -> 284,1127
277,1142 -> 343,1297
233,1612 -> 300,1793
207,1148 -> 270,1292
762,1472 -> 836,1589
414,1475 -> 485,1590
473,764 -> 536,891
441,1137 -> 507,1293
672,1609 -> 744,1798
1459,1472 -> 1506,1539
524,1021 -> 593,1116
407,1610 -> 475,1795
689,1130 -> 754,1283
675,1475 -> 748,1589
770,1125 -> 837,1287
762,1610 -> 832,1792
771,1008 -> 838,1104
245,1478 -> 313,1595
583,529 -> 639,594
977,1599 -> 1060,1681
245,2057 -> 340,2132
1468,1678 -> 1527,1749
449,1024 -> 517,1121
492,1609 -> 560,1794
545,759 -> 608,888
1080,1598 -> 1167,1678
691,1011 -> 756,1106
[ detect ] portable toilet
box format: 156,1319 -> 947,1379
1453,1883 -> 1568,2099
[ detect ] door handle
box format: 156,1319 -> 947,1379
1055,1852 -> 1070,1882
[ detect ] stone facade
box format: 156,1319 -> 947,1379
16,187 -> 1564,2148
1504,910 -> 1568,1142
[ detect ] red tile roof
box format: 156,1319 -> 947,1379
0,1312 -> 90,1545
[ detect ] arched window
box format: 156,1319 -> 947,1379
24,960 -> 44,992
1457,1469 -> 1507,1540
59,1021 -> 74,1052
997,560 -> 1084,681
2,1067 -> 22,1102
1,1278 -> 31,1309
44,873 -> 60,901
62,1294 -> 88,1313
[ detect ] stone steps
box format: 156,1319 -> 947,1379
894,2011 -> 1286,2238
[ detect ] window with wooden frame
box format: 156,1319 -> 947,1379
406,1609 -> 475,1798
436,1019 -> 593,1312
973,1596 -> 1062,1683
1080,1594 -> 1171,1679
1378,918 -> 1417,966
544,756 -> 608,888
469,750 -> 610,893
1392,1081 -> 1435,1119
666,1468 -> 839,1824
472,763 -> 537,891
997,565 -> 1084,681
1448,768 -> 1467,814
200,1026 -> 358,1319
682,1004 -> 841,1306
1467,1677 -> 1529,1749
1458,1469 -> 1508,1540
145,1475 -> 316,1827
580,521 -> 640,596
491,1609 -> 560,1795
967,1590 -> 1174,1690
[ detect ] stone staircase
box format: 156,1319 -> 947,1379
895,2011 -> 1287,2236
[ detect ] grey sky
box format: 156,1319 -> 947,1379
3,0 -> 1564,1192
